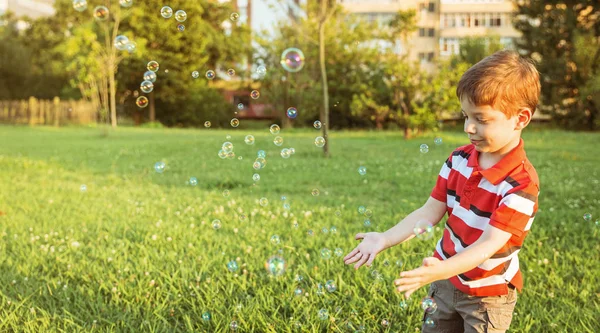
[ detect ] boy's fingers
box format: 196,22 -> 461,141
396,283 -> 420,293
343,248 -> 359,261
394,277 -> 421,286
354,254 -> 369,270
344,252 -> 362,265
400,268 -> 423,278
355,233 -> 365,240
365,254 -> 376,267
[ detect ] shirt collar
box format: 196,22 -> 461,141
467,138 -> 527,185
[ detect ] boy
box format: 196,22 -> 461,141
343,50 -> 540,333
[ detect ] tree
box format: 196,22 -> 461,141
453,35 -> 506,66
0,12 -> 32,100
514,0 -> 600,130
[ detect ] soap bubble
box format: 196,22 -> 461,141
189,177 -> 198,186
363,219 -> 371,227
364,209 -> 373,217
273,136 -> 283,146
201,311 -> 211,321
317,309 -> 328,321
230,118 -> 240,127
280,148 -> 291,158
230,321 -> 238,330
140,80 -> 154,93
311,189 -> 320,196
218,150 -> 227,159
269,124 -> 280,134
381,319 -> 390,328
334,248 -> 343,257
204,121 -> 211,128
154,161 -> 165,173
286,107 -> 297,119
206,70 -> 215,80
250,90 -> 260,99
252,173 -> 260,182
434,137 -> 443,145
265,256 -> 286,276
80,184 -> 87,192
174,10 -> 187,22
313,120 -> 322,129
244,135 -> 255,145
270,235 -> 281,245
257,65 -> 267,75
358,206 -> 366,214
192,71 -> 199,79
222,142 -> 233,153
160,6 -> 173,18
414,220 -> 434,240
294,288 -> 303,296
583,213 -> 592,222
113,35 -> 129,50
93,6 -> 109,21
257,150 -> 267,158
320,248 -> 332,259
125,41 -> 136,53
424,317 -> 435,328
325,280 -> 336,292
222,190 -> 230,197
421,296 -> 438,314
330,226 -> 337,234
280,48 -> 305,73
119,0 -> 133,8
314,136 -> 325,147
136,96 -> 148,108
147,60 -> 159,72
177,24 -> 185,32
227,260 -> 239,272
230,12 -> 239,21
259,197 -> 268,206
143,70 -> 157,82
212,219 -> 221,230
420,144 -> 429,153
253,161 -> 262,170
227,68 -> 236,77
72,0 -> 87,12
237,103 -> 244,110
358,166 -> 366,176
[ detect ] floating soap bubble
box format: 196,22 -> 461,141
204,121 -> 211,128
421,296 -> 438,314
140,80 -> 154,93
218,149 -> 227,159
363,219 -> 371,227
160,6 -> 173,18
252,173 -> 260,182
154,161 -> 165,173
257,65 -> 267,75
399,300 -> 408,310
330,226 -> 337,234
434,137 -> 443,145
237,103 -> 244,110
583,213 -> 592,222
174,10 -> 187,22
381,319 -> 390,328
265,256 -> 286,276
320,248 -> 332,259
244,135 -> 255,145
80,184 -> 87,192
289,148 -> 295,154
311,189 -> 320,196
205,70 -> 215,80
143,70 -> 156,83
192,71 -> 199,79
414,220 -> 434,240
259,197 -> 268,206
283,203 -> 291,210
201,311 -> 211,321
335,210 -> 341,217
273,136 -> 283,146
313,120 -> 322,129
114,35 -> 129,50
358,206 -> 366,214
227,260 -> 239,272
270,235 -> 280,245
325,280 -> 336,292
280,148 -> 291,158
257,150 -> 266,158
420,144 -> 429,153
136,96 -> 148,108
269,124 -> 280,134
125,41 -> 136,53
189,177 -> 198,186
294,288 -> 303,296
286,107 -> 297,119
306,229 -> 313,236
396,259 -> 403,267
334,248 -> 343,257
222,142 -> 233,153
230,12 -> 239,21
314,136 -> 325,147
280,48 -> 305,73
364,209 -> 373,217
177,24 -> 185,32
147,60 -> 159,72
226,134 -> 232,140
93,6 -> 109,21
212,219 -> 221,230
73,0 -> 87,12
317,309 -> 328,321
321,227 -> 329,235
250,90 -> 260,99
230,321 -> 238,330
222,190 -> 230,197
230,118 -> 240,127
253,161 -> 262,170
295,275 -> 303,282
227,69 -> 235,77
424,317 -> 435,328
358,166 -> 366,176
119,0 -> 133,8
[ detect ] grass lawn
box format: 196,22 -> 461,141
0,124 -> 598,332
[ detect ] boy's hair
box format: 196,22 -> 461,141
456,50 -> 541,118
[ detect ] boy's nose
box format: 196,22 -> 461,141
464,122 -> 476,134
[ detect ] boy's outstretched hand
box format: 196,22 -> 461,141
394,257 -> 443,299
343,232 -> 388,269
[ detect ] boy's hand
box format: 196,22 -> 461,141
394,257 -> 442,299
343,232 -> 388,269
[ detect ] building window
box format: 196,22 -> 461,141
428,28 -> 435,37
458,13 -> 471,27
428,2 -> 435,12
428,52 -> 434,61
419,28 -> 426,37
474,13 -> 482,27
443,13 -> 456,28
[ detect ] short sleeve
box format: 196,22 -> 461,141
430,152 -> 453,203
489,181 -> 539,238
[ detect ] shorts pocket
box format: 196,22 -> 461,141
486,308 -> 514,331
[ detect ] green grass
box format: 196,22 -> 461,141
0,124 -> 598,332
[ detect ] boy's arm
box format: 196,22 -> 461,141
382,196 -> 447,249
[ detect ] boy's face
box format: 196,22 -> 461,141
460,97 -> 527,156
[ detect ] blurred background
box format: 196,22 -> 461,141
0,0 -> 598,134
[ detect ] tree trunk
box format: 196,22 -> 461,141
149,90 -> 156,122
318,0 -> 330,157
109,56 -> 117,128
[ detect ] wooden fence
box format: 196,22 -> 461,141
0,97 -> 98,126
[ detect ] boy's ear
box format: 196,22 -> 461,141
515,108 -> 532,130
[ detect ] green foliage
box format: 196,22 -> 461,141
514,0 -> 600,130
451,35 -> 506,66
0,126 -> 599,331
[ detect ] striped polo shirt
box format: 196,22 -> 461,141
430,138 -> 540,297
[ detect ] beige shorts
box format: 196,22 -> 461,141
421,279 -> 517,333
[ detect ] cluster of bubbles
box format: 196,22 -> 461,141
136,61 -> 160,108
420,137 -> 443,153
583,213 -> 599,226
421,296 -> 438,328
414,220 -> 434,240
73,1 -> 136,52
160,6 -> 186,31
218,141 -> 236,159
